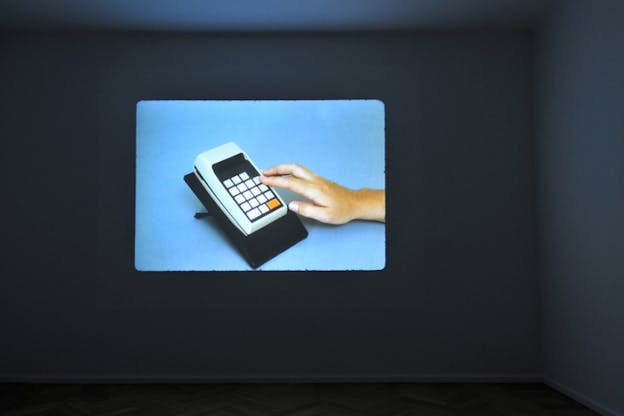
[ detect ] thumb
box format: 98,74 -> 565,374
289,201 -> 328,223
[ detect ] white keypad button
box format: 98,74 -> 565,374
244,179 -> 254,188
259,184 -> 269,192
265,191 -> 274,199
240,172 -> 250,180
249,198 -> 259,207
253,176 -> 261,185
247,208 -> 261,220
232,175 -> 241,184
257,194 -> 267,204
259,204 -> 269,214
243,190 -> 253,200
234,194 -> 245,204
223,179 -> 233,188
251,187 -> 261,196
240,202 -> 251,212
229,187 -> 240,196
237,183 -> 247,192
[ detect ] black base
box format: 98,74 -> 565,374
184,173 -> 308,269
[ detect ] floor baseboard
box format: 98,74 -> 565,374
0,374 -> 543,384
545,377 -> 620,416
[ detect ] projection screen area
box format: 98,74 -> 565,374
135,100 -> 386,271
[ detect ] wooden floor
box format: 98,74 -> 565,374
1,383 -> 598,416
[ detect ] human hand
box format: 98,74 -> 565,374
260,164 -> 385,224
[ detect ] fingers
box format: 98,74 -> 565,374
289,201 -> 328,223
262,163 -> 313,180
261,175 -> 317,201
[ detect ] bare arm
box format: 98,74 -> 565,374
260,164 -> 385,224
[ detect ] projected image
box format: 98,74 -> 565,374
135,100 -> 385,271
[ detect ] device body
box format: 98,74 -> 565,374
194,142 -> 287,236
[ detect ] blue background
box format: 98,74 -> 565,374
135,100 -> 385,271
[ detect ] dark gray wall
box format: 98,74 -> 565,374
1,31 -> 539,380
537,1 -> 624,415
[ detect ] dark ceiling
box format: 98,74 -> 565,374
0,0 -> 555,31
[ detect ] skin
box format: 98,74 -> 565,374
260,164 -> 385,224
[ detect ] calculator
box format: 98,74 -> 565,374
194,142 -> 288,236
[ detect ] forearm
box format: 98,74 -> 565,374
351,188 -> 385,223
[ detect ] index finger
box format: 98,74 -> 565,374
263,163 -> 314,180
261,175 -> 319,202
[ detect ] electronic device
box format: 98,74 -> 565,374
193,142 -> 288,236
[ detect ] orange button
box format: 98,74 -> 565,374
266,198 -> 281,210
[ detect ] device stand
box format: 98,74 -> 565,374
184,173 -> 308,269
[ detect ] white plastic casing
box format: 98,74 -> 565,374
194,142 -> 287,236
